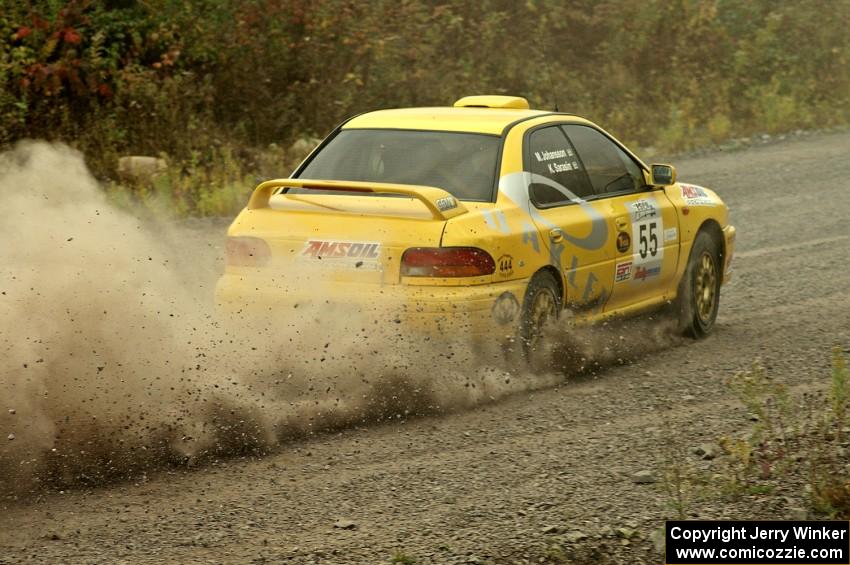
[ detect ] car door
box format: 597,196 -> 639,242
561,124 -> 680,311
523,124 -> 615,314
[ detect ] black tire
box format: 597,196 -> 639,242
675,230 -> 722,338
518,271 -> 560,370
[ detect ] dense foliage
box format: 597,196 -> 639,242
1,0 -> 848,214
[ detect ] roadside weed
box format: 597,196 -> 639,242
711,349 -> 850,516
808,347 -> 850,517
718,362 -> 794,491
390,550 -> 416,564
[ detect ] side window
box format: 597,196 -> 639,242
562,125 -> 644,195
527,126 -> 594,206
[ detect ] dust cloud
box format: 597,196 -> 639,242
546,314 -> 683,377
0,142 -> 681,498
1,142 -> 566,498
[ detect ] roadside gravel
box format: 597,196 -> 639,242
1,131 -> 849,564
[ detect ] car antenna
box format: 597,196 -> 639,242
553,100 -> 559,112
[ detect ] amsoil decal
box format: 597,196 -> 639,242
615,260 -> 633,283
680,184 -> 714,206
300,240 -> 382,270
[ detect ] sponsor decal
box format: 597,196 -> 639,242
680,184 -> 714,206
521,222 -> 541,253
497,254 -> 514,277
615,260 -> 633,283
435,196 -> 457,211
629,199 -> 658,222
491,292 -> 520,325
616,231 -> 631,253
681,185 -> 703,198
664,227 -> 678,243
633,265 -> 661,281
629,198 -> 664,268
503,172 -> 608,251
498,172 -> 612,311
300,240 -> 382,270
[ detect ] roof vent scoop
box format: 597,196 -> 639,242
452,95 -> 530,109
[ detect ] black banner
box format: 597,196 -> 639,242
666,521 -> 850,564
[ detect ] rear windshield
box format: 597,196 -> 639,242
294,129 -> 501,201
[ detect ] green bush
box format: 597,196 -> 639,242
2,0 -> 849,215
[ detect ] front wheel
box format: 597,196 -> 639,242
675,231 -> 722,338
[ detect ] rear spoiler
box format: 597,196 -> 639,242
246,179 -> 469,221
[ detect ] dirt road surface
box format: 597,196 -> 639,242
2,131 -> 849,564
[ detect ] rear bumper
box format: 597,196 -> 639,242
722,224 -> 736,283
215,272 -> 529,337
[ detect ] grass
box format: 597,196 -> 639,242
390,550 -> 416,564
809,347 -> 850,517
102,141 -> 311,218
660,347 -> 850,519
717,361 -> 795,492
660,417 -> 704,520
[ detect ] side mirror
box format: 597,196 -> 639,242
650,163 -> 677,186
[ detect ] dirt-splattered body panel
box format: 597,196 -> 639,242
217,97 -> 735,337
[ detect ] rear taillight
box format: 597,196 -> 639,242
225,236 -> 271,267
401,247 -> 495,277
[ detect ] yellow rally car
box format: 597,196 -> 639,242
216,95 -> 735,360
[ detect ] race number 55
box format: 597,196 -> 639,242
639,222 -> 658,259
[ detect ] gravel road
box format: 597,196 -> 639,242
1,131 -> 849,564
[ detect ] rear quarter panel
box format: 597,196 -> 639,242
439,201 -> 545,286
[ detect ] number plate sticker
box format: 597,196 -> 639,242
628,199 -> 663,281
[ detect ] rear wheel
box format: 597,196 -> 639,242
675,231 -> 721,338
518,271 -> 560,370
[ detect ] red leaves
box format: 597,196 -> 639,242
63,28 -> 82,45
13,14 -> 82,45
32,14 -> 50,31
9,3 -> 109,100
21,63 -> 65,97
13,26 -> 32,41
